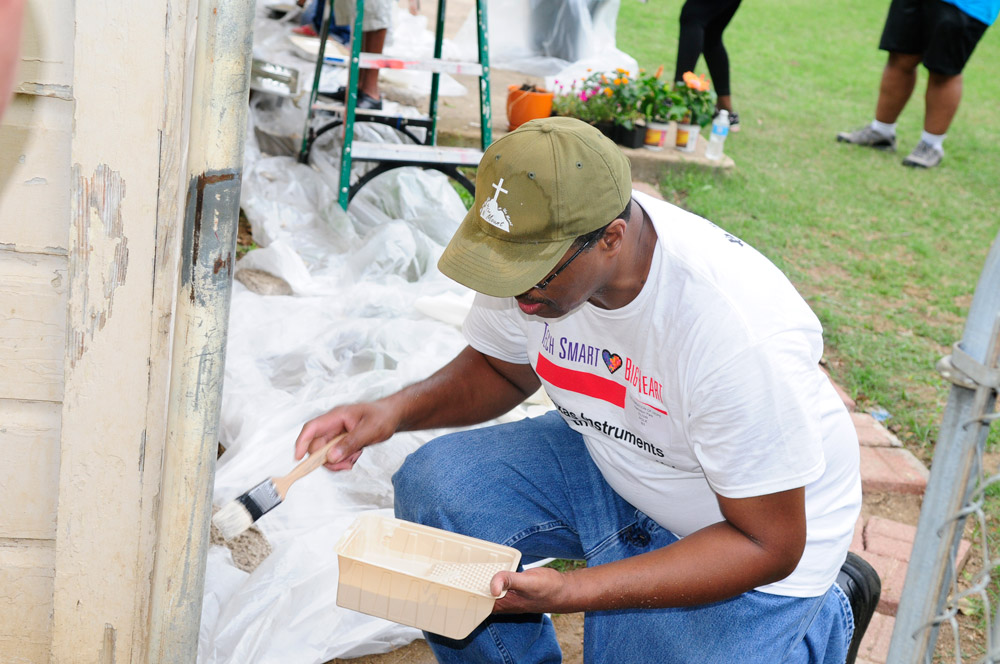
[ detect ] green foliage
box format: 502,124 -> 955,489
553,67 -> 717,128
236,240 -> 258,258
638,68 -> 685,122
545,559 -> 587,573
674,72 -> 717,127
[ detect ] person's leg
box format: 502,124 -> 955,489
358,28 -> 386,99
393,411 -> 646,664
581,514 -> 853,664
838,0 -> 922,147
674,0 -> 708,83
700,0 -> 742,103
875,51 -> 921,124
923,70 -> 961,134
836,50 -> 918,148
900,0 -> 986,166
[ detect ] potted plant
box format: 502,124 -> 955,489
576,70 -> 617,138
673,71 -> 716,152
506,83 -> 554,131
606,68 -> 647,148
551,78 -> 585,120
638,65 -> 683,150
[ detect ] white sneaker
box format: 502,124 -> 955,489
902,140 -> 943,168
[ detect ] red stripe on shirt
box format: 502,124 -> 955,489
535,353 -> 626,409
640,400 -> 669,416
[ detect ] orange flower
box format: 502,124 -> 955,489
682,71 -> 711,92
600,74 -> 608,84
654,64 -> 664,79
616,67 -> 629,75
603,87 -> 613,97
613,77 -> 622,85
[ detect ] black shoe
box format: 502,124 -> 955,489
837,552 -> 881,664
317,87 -> 382,110
319,86 -> 347,102
356,91 -> 382,110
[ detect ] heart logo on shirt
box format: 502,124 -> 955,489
602,349 -> 622,374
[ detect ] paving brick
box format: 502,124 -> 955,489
865,516 -> 973,576
852,412 -> 902,448
857,612 -> 894,664
859,447 -> 929,494
863,551 -> 908,615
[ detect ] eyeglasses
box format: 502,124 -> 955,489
533,235 -> 598,291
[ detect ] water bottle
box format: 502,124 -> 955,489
705,110 -> 730,160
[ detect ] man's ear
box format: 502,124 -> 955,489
599,218 -> 628,255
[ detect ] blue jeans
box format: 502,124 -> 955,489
392,411 -> 853,664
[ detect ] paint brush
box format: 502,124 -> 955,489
212,432 -> 348,539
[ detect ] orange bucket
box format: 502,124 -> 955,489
506,85 -> 554,131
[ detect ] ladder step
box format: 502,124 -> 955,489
350,141 -> 483,166
311,100 -> 430,122
357,53 -> 483,77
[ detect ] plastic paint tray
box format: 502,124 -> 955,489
335,513 -> 521,640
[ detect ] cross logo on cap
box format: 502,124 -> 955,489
480,178 -> 512,232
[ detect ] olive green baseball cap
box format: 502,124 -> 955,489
438,117 -> 632,297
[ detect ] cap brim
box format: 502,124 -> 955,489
438,206 -> 576,297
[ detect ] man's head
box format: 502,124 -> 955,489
438,117 -> 632,299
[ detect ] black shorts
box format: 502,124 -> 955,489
879,0 -> 989,75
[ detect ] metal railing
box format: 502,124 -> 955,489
888,229 -> 1000,663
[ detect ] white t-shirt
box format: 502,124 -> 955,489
462,190 -> 862,597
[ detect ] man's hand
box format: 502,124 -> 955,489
294,401 -> 400,471
490,567 -> 571,615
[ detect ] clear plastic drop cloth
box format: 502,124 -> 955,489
478,0 -> 637,79
201,2 -> 631,658
200,79 -> 552,664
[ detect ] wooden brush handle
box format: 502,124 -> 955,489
273,432 -> 349,499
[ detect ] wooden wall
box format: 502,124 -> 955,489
0,0 -> 73,658
0,0 -> 198,660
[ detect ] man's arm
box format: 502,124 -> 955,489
294,345 -> 540,469
490,486 -> 806,612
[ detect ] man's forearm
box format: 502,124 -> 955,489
382,346 -> 539,432
492,487 -> 807,615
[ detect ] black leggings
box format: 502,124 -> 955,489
674,0 -> 743,97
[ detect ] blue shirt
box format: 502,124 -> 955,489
943,0 -> 1000,25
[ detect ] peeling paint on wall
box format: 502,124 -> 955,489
14,82 -> 74,101
68,164 -> 129,368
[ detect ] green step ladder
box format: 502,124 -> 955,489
298,0 -> 492,210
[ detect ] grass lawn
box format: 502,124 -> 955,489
617,0 -> 1000,658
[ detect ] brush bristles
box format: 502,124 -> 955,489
212,500 -> 254,540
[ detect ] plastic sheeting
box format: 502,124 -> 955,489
200,2 -> 626,661
199,105 -> 556,664
485,0 -> 637,79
